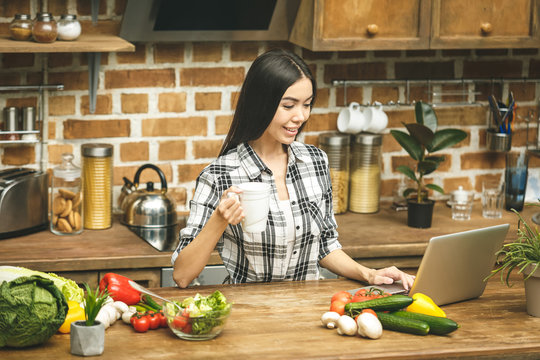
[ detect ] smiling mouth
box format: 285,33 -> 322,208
284,127 -> 298,134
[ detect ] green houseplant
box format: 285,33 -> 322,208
70,283 -> 109,356
486,204 -> 540,317
390,101 -> 467,228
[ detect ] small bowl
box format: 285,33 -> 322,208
163,303 -> 232,341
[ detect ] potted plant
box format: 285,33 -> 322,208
70,283 -> 109,356
390,101 -> 467,228
486,204 -> 540,317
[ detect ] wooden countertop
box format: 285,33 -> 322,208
0,202 -> 536,272
2,275 -> 539,360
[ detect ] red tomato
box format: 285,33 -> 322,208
361,309 -> 378,318
158,312 -> 168,328
148,313 -> 161,330
173,315 -> 188,330
182,323 -> 192,334
331,291 -> 352,304
132,316 -> 150,333
329,300 -> 347,315
351,287 -> 388,302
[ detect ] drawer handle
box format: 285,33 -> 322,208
366,24 -> 379,36
480,22 -> 493,35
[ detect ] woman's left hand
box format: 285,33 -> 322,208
369,266 -> 415,290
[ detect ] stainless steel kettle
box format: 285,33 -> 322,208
121,164 -> 179,251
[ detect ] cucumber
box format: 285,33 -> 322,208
391,310 -> 459,335
142,294 -> 162,311
375,311 -> 430,336
344,295 -> 413,316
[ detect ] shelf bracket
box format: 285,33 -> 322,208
87,53 -> 101,114
91,0 -> 99,25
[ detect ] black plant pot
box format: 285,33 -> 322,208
407,199 -> 435,228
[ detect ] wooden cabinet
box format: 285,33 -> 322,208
290,0 -> 431,51
431,0 -> 540,49
290,0 -> 539,51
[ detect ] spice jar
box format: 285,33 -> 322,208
32,13 -> 57,43
349,133 -> 382,214
319,132 -> 350,214
9,14 -> 33,41
82,143 -> 113,230
57,14 -> 81,41
51,153 -> 83,235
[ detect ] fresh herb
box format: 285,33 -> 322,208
83,283 -> 109,326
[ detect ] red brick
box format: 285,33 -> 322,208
120,142 -> 149,162
463,60 -> 522,78
302,49 -> 333,61
337,51 -> 368,59
324,63 -> 386,84
372,86 -> 400,105
158,141 -> 187,161
80,20 -> 120,35
195,92 -> 221,110
380,178 -> 399,198
180,67 -> 244,87
5,97 -> 37,108
374,50 -> 402,58
2,0 -> 30,16
121,93 -> 148,114
48,71 -> 88,91
177,163 -> 208,183
142,117 -> 207,137
117,45 -> 146,64
508,82 -> 536,102
460,152 -> 505,170
2,146 -> 35,165
2,53 -> 34,68
336,87 -> 363,107
81,94 -> 113,115
193,43 -> 223,62
474,174 -> 503,193
443,177 -> 473,193
48,53 -> 73,68
115,0 -> 127,14
315,88 -> 329,109
193,139 -> 222,159
76,0 -> 106,15
395,61 -> 454,80
48,144 -> 75,164
230,43 -> 259,62
168,187 -> 187,207
114,164 -> 172,186
158,93 -> 186,113
215,115 -> 233,135
105,69 -> 175,89
0,73 -> 21,86
154,44 -> 185,64
303,113 -> 337,132
80,52 -> 109,66
63,119 -> 130,139
49,96 -> 76,116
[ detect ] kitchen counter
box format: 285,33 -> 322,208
2,274 -> 539,360
0,202 -> 536,286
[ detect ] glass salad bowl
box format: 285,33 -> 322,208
162,291 -> 232,341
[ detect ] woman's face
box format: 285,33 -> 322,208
261,77 -> 313,147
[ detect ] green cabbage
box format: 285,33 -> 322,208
0,266 -> 83,303
0,275 -> 68,348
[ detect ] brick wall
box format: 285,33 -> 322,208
1,0 -> 539,213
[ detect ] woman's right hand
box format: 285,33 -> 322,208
217,186 -> 244,225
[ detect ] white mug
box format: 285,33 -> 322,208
337,102 -> 366,134
364,103 -> 388,133
228,182 -> 271,232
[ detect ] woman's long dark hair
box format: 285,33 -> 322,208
219,49 -> 316,156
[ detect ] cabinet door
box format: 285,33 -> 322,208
290,0 -> 431,51
431,0 -> 540,48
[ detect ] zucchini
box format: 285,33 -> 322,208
344,295 -> 413,316
391,310 -> 459,335
375,312 -> 430,336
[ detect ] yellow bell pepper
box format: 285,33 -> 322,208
58,300 -> 86,333
406,293 -> 446,318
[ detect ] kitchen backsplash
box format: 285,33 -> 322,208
1,0 -> 539,213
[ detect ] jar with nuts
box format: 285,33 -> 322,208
51,153 -> 83,235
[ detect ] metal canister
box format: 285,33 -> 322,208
82,143 -> 113,229
349,133 -> 382,213
3,107 -> 19,140
21,106 -> 37,140
319,132 -> 350,214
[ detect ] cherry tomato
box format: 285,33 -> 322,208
182,323 -> 192,334
148,313 -> 161,330
331,291 -> 352,304
361,309 -> 378,318
329,300 -> 347,315
158,312 -> 168,328
132,315 -> 150,333
173,315 -> 188,330
351,287 -> 388,302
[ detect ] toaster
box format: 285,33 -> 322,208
0,168 -> 48,239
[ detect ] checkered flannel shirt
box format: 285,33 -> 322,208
172,141 -> 342,283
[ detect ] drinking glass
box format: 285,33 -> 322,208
482,179 -> 504,219
504,152 -> 528,211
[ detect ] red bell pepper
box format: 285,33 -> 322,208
99,273 -> 141,305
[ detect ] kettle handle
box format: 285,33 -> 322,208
133,164 -> 168,193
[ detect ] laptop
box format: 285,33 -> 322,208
348,224 -> 510,306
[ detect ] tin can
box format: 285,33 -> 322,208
349,133 -> 382,213
319,132 -> 350,214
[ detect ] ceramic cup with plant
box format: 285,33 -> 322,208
390,101 -> 467,228
70,283 -> 109,356
486,204 -> 540,317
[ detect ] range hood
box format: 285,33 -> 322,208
120,0 -> 301,42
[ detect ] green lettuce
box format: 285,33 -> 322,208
0,266 -> 83,303
0,275 -> 68,348
172,290 -> 231,335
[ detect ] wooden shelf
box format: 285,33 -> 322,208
0,34 -> 134,53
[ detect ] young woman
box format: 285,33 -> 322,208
172,49 -> 414,289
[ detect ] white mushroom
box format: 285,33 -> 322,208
337,315 -> 358,336
320,311 -> 341,329
356,312 -> 383,339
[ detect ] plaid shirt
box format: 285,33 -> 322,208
172,142 -> 342,283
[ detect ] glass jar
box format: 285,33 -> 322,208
57,14 -> 81,41
82,143 -> 113,230
349,133 -> 382,213
319,132 -> 350,214
33,12 -> 57,43
9,14 -> 33,41
51,153 -> 83,235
